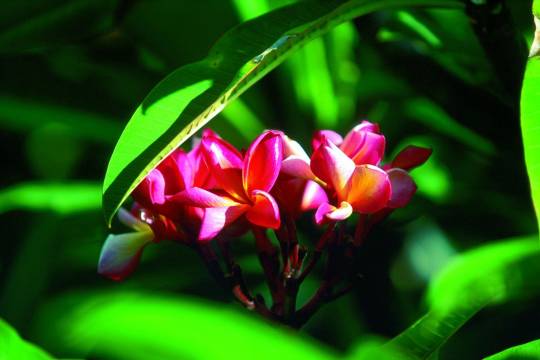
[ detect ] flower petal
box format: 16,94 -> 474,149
311,137 -> 355,196
202,137 -> 248,202
199,205 -> 248,241
314,201 -> 352,225
167,187 -> 240,208
312,130 -> 343,151
349,132 -> 385,165
345,165 -> 391,213
246,190 -> 281,229
281,155 -> 316,180
243,130 -> 283,194
300,180 -> 329,212
132,169 -> 166,208
283,135 -> 310,162
387,168 -> 417,208
391,145 -> 432,171
98,231 -> 154,281
160,149 -> 193,192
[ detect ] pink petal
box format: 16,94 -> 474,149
202,138 -> 248,202
199,205 -> 248,241
245,190 -> 281,229
391,145 -> 432,171
243,130 -> 283,194
167,187 -> 240,208
98,231 -> 154,281
300,180 -> 329,212
201,136 -> 243,170
314,201 -> 352,225
387,168 -> 417,208
345,165 -> 392,213
283,135 -> 310,162
310,137 -> 355,195
340,130 -> 385,166
159,149 -> 193,192
312,130 -> 343,151
352,120 -> 380,133
132,169 -> 166,208
281,155 -> 316,180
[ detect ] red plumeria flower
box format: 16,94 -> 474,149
97,206 -> 180,280
311,135 -> 391,224
313,121 -> 385,166
273,135 -> 328,218
169,130 -> 285,241
98,130 -> 220,280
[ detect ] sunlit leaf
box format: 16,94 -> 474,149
35,291 -> 337,360
0,182 -> 101,215
485,338 -> 540,359
102,0 -> 463,225
0,0 -> 118,53
0,318 -> 52,360
521,4 -> 540,233
386,236 -> 540,359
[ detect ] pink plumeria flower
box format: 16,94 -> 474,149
169,130 -> 284,241
98,130 -> 223,280
98,206 -> 180,280
273,135 -> 328,218
311,135 -> 392,225
313,121 -> 385,166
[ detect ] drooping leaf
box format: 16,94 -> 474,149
521,3 -> 540,233
0,0 -> 119,53
35,291 -> 337,360
0,318 -> 52,360
0,182 -> 101,215
386,236 -> 540,359
485,339 -> 540,360
102,0 -> 463,225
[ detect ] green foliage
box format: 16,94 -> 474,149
521,10 -> 540,233
485,339 -> 540,359
0,0 -> 118,53
0,0 -> 538,359
0,182 -> 101,214
0,318 -> 52,359
101,0 -> 463,225
36,292 -> 337,360
386,237 -> 540,359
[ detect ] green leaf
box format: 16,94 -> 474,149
0,182 -> 101,215
0,95 -> 121,144
485,339 -> 540,359
0,0 -> 118,53
386,236 -> 540,359
102,0 -> 463,225
521,5 -> 540,233
36,291 -> 337,360
0,318 -> 52,359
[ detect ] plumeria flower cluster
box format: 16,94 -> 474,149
98,121 -> 431,326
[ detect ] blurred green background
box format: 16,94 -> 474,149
0,0 -> 538,359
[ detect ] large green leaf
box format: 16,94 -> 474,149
521,3 -> 540,233
35,291 -> 337,360
0,318 -> 52,360
0,0 -> 118,53
485,339 -> 540,359
102,0 -> 463,225
386,236 -> 540,359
